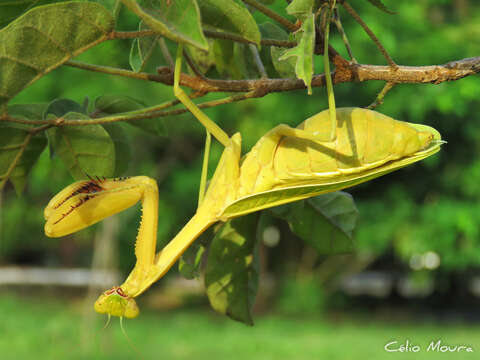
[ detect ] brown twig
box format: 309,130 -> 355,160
340,1 -> 398,69
0,92 -> 260,127
5,56 -> 479,127
113,28 -> 296,50
242,0 -> 298,32
3,57 -> 477,127
367,82 -> 395,109
156,56 -> 480,93
183,50 -> 206,79
63,56 -> 480,95
333,8 -> 357,63
314,15 -> 349,67
158,38 -> 175,69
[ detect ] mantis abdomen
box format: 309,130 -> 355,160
238,108 -> 434,196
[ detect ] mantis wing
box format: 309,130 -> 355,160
220,123 -> 441,219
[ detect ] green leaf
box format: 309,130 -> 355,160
278,14 -> 315,94
0,0 -> 65,28
94,95 -> 145,114
129,20 -> 173,73
0,124 -> 47,194
220,122 -> 442,219
43,98 -> 86,119
47,113 -> 115,180
179,240 -> 206,279
121,0 -> 208,50
205,214 -> 259,325
0,2 -> 114,106
271,192 -> 358,254
198,0 -> 261,45
213,39 -> 242,79
129,38 -> 143,72
365,0 -> 395,14
259,22 -> 288,42
271,46 -> 296,78
93,94 -> 166,136
7,103 -> 48,120
102,123 -> 131,176
185,42 -> 215,75
259,23 -> 289,78
234,43 -> 259,79
285,0 -> 314,21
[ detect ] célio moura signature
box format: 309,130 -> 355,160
384,339 -> 474,353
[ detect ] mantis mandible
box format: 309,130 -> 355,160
44,44 -> 443,319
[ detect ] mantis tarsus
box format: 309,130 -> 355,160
44,44 -> 443,319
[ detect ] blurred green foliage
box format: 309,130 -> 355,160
0,0 -> 479,297
2,293 -> 480,360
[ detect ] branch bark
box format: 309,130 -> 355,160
155,56 -> 480,94
2,57 -> 478,127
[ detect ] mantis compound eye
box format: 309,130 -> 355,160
94,286 -> 140,319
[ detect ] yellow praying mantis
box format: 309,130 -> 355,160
44,44 -> 443,319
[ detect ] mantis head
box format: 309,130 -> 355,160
44,176 -> 149,237
94,286 -> 139,319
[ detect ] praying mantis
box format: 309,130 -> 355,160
44,44 -> 443,319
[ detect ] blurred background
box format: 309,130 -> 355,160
1,0 -> 480,359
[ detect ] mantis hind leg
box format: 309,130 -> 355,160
198,129 -> 211,207
173,44 -> 229,207
173,44 -> 230,147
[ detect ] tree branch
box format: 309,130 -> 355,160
3,57 -> 477,127
242,0 -> 298,32
0,92 -> 260,127
155,56 -> 480,93
65,56 -> 480,95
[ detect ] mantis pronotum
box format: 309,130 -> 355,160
44,45 -> 443,319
